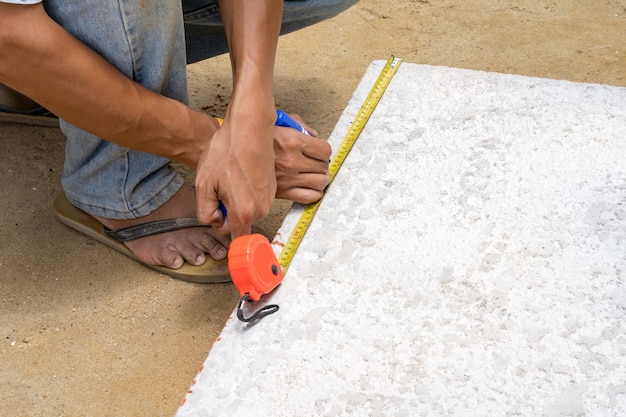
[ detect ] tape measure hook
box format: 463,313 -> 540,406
237,294 -> 279,323
389,55 -> 402,68
228,234 -> 283,322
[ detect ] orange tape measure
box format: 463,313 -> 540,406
229,234 -> 283,323
229,234 -> 283,302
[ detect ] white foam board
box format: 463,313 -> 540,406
176,61 -> 626,417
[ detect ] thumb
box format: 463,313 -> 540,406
196,191 -> 226,227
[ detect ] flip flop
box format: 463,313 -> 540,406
0,106 -> 59,128
0,84 -> 59,128
52,193 -> 231,283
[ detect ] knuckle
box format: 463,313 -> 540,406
323,141 -> 332,156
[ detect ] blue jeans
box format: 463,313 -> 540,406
43,0 -> 357,219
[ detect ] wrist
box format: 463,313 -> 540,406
176,111 -> 221,170
227,89 -> 276,128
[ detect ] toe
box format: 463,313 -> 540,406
206,242 -> 227,261
175,241 -> 208,266
195,232 -> 228,261
155,247 -> 185,270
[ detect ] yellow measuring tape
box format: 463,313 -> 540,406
276,56 -> 403,273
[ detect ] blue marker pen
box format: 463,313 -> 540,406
218,200 -> 228,216
275,109 -> 311,136
219,110 -> 308,216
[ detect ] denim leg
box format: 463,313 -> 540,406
183,0 -> 359,64
43,0 -> 188,219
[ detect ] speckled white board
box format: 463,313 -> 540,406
176,61 -> 626,417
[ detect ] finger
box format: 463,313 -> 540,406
276,154 -> 330,178
227,198 -> 272,238
277,171 -> 329,191
278,187 -> 325,205
301,136 -> 332,162
196,189 -> 226,227
225,203 -> 254,238
197,204 -> 225,227
289,113 -> 318,137
300,157 -> 331,175
229,220 -> 253,239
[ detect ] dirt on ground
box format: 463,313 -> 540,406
1,1 -> 624,416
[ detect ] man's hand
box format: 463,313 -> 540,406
194,0 -> 282,239
273,114 -> 332,204
195,111 -> 277,238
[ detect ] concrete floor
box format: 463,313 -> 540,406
177,61 -> 626,416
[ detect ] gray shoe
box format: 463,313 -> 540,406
0,83 -> 59,127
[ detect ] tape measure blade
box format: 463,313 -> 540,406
277,200 -> 321,273
329,57 -> 402,183
277,56 -> 403,274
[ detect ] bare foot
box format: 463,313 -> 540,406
94,185 -> 230,270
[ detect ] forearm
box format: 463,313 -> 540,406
219,0 -> 283,125
193,0 -> 284,233
0,4 -> 215,169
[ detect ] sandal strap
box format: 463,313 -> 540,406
104,218 -> 205,242
0,83 -> 58,125
0,104 -> 55,117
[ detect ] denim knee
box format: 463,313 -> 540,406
183,0 -> 360,63
44,0 -> 188,218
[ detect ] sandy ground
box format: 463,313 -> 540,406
1,1 -> 624,416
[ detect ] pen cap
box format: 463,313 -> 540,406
275,110 -> 309,135
228,234 -> 284,301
